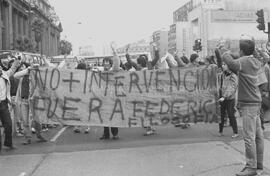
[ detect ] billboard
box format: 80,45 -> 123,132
211,10 -> 257,23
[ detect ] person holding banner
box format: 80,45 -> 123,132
14,63 -> 47,145
171,50 -> 186,67
125,43 -> 161,135
218,35 -> 264,176
9,61 -> 24,137
0,54 -> 21,150
100,42 -> 121,140
188,53 -> 199,67
218,62 -> 238,138
73,58 -> 91,134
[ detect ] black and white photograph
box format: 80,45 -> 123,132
0,0 -> 270,175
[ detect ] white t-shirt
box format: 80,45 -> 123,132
0,77 -> 7,101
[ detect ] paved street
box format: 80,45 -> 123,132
1,119 -> 270,176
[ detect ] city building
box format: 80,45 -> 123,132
171,0 -> 270,58
152,30 -> 168,57
116,39 -> 150,55
0,0 -> 62,56
168,22 -> 190,54
79,45 -> 95,56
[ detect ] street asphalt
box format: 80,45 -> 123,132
0,119 -> 270,176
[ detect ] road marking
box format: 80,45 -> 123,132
50,126 -> 68,142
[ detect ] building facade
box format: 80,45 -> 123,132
152,30 -> 168,57
168,22 -> 190,54
171,0 -> 270,58
116,39 -> 150,55
79,45 -> 95,56
0,0 -> 62,56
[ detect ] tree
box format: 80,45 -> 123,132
60,40 -> 72,55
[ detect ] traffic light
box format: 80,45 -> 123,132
256,9 -> 265,31
193,39 -> 202,52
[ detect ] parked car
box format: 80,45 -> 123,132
0,50 -> 52,67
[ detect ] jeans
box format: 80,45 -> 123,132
219,99 -> 238,134
239,105 -> 264,169
10,96 -> 20,134
103,127 -> 118,138
0,99 -> 13,147
20,99 -> 41,139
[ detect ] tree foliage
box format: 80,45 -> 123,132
60,40 -> 72,55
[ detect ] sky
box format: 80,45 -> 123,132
49,0 -> 189,55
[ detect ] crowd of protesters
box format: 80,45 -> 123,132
0,35 -> 269,176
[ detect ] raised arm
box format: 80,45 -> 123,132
13,68 -> 30,79
111,42 -> 121,71
6,58 -> 21,78
148,45 -> 160,69
218,46 -> 240,73
174,53 -> 186,67
166,52 -> 178,68
125,44 -> 139,70
221,52 -> 241,73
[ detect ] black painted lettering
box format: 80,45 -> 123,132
129,72 -> 142,93
143,70 -> 153,93
201,68 -> 209,90
33,96 -> 46,116
36,68 -> 48,90
159,99 -> 170,115
128,118 -> 137,127
183,70 -> 196,92
110,99 -> 125,121
62,72 -> 80,92
114,76 -> 126,97
155,70 -> 165,92
62,97 -> 81,120
102,72 -> 113,96
89,98 -> 103,123
50,68 -> 60,90
89,71 -> 100,92
83,70 -> 89,94
171,99 -> 185,116
132,101 -> 143,117
47,98 -> 58,118
169,69 -> 181,92
145,101 -> 158,117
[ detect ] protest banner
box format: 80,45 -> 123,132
29,66 -> 220,127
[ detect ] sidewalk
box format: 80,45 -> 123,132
1,139 -> 270,176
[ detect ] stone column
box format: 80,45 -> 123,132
0,1 -> 3,50
9,5 -> 17,47
19,12 -> 23,37
5,0 -> 12,50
